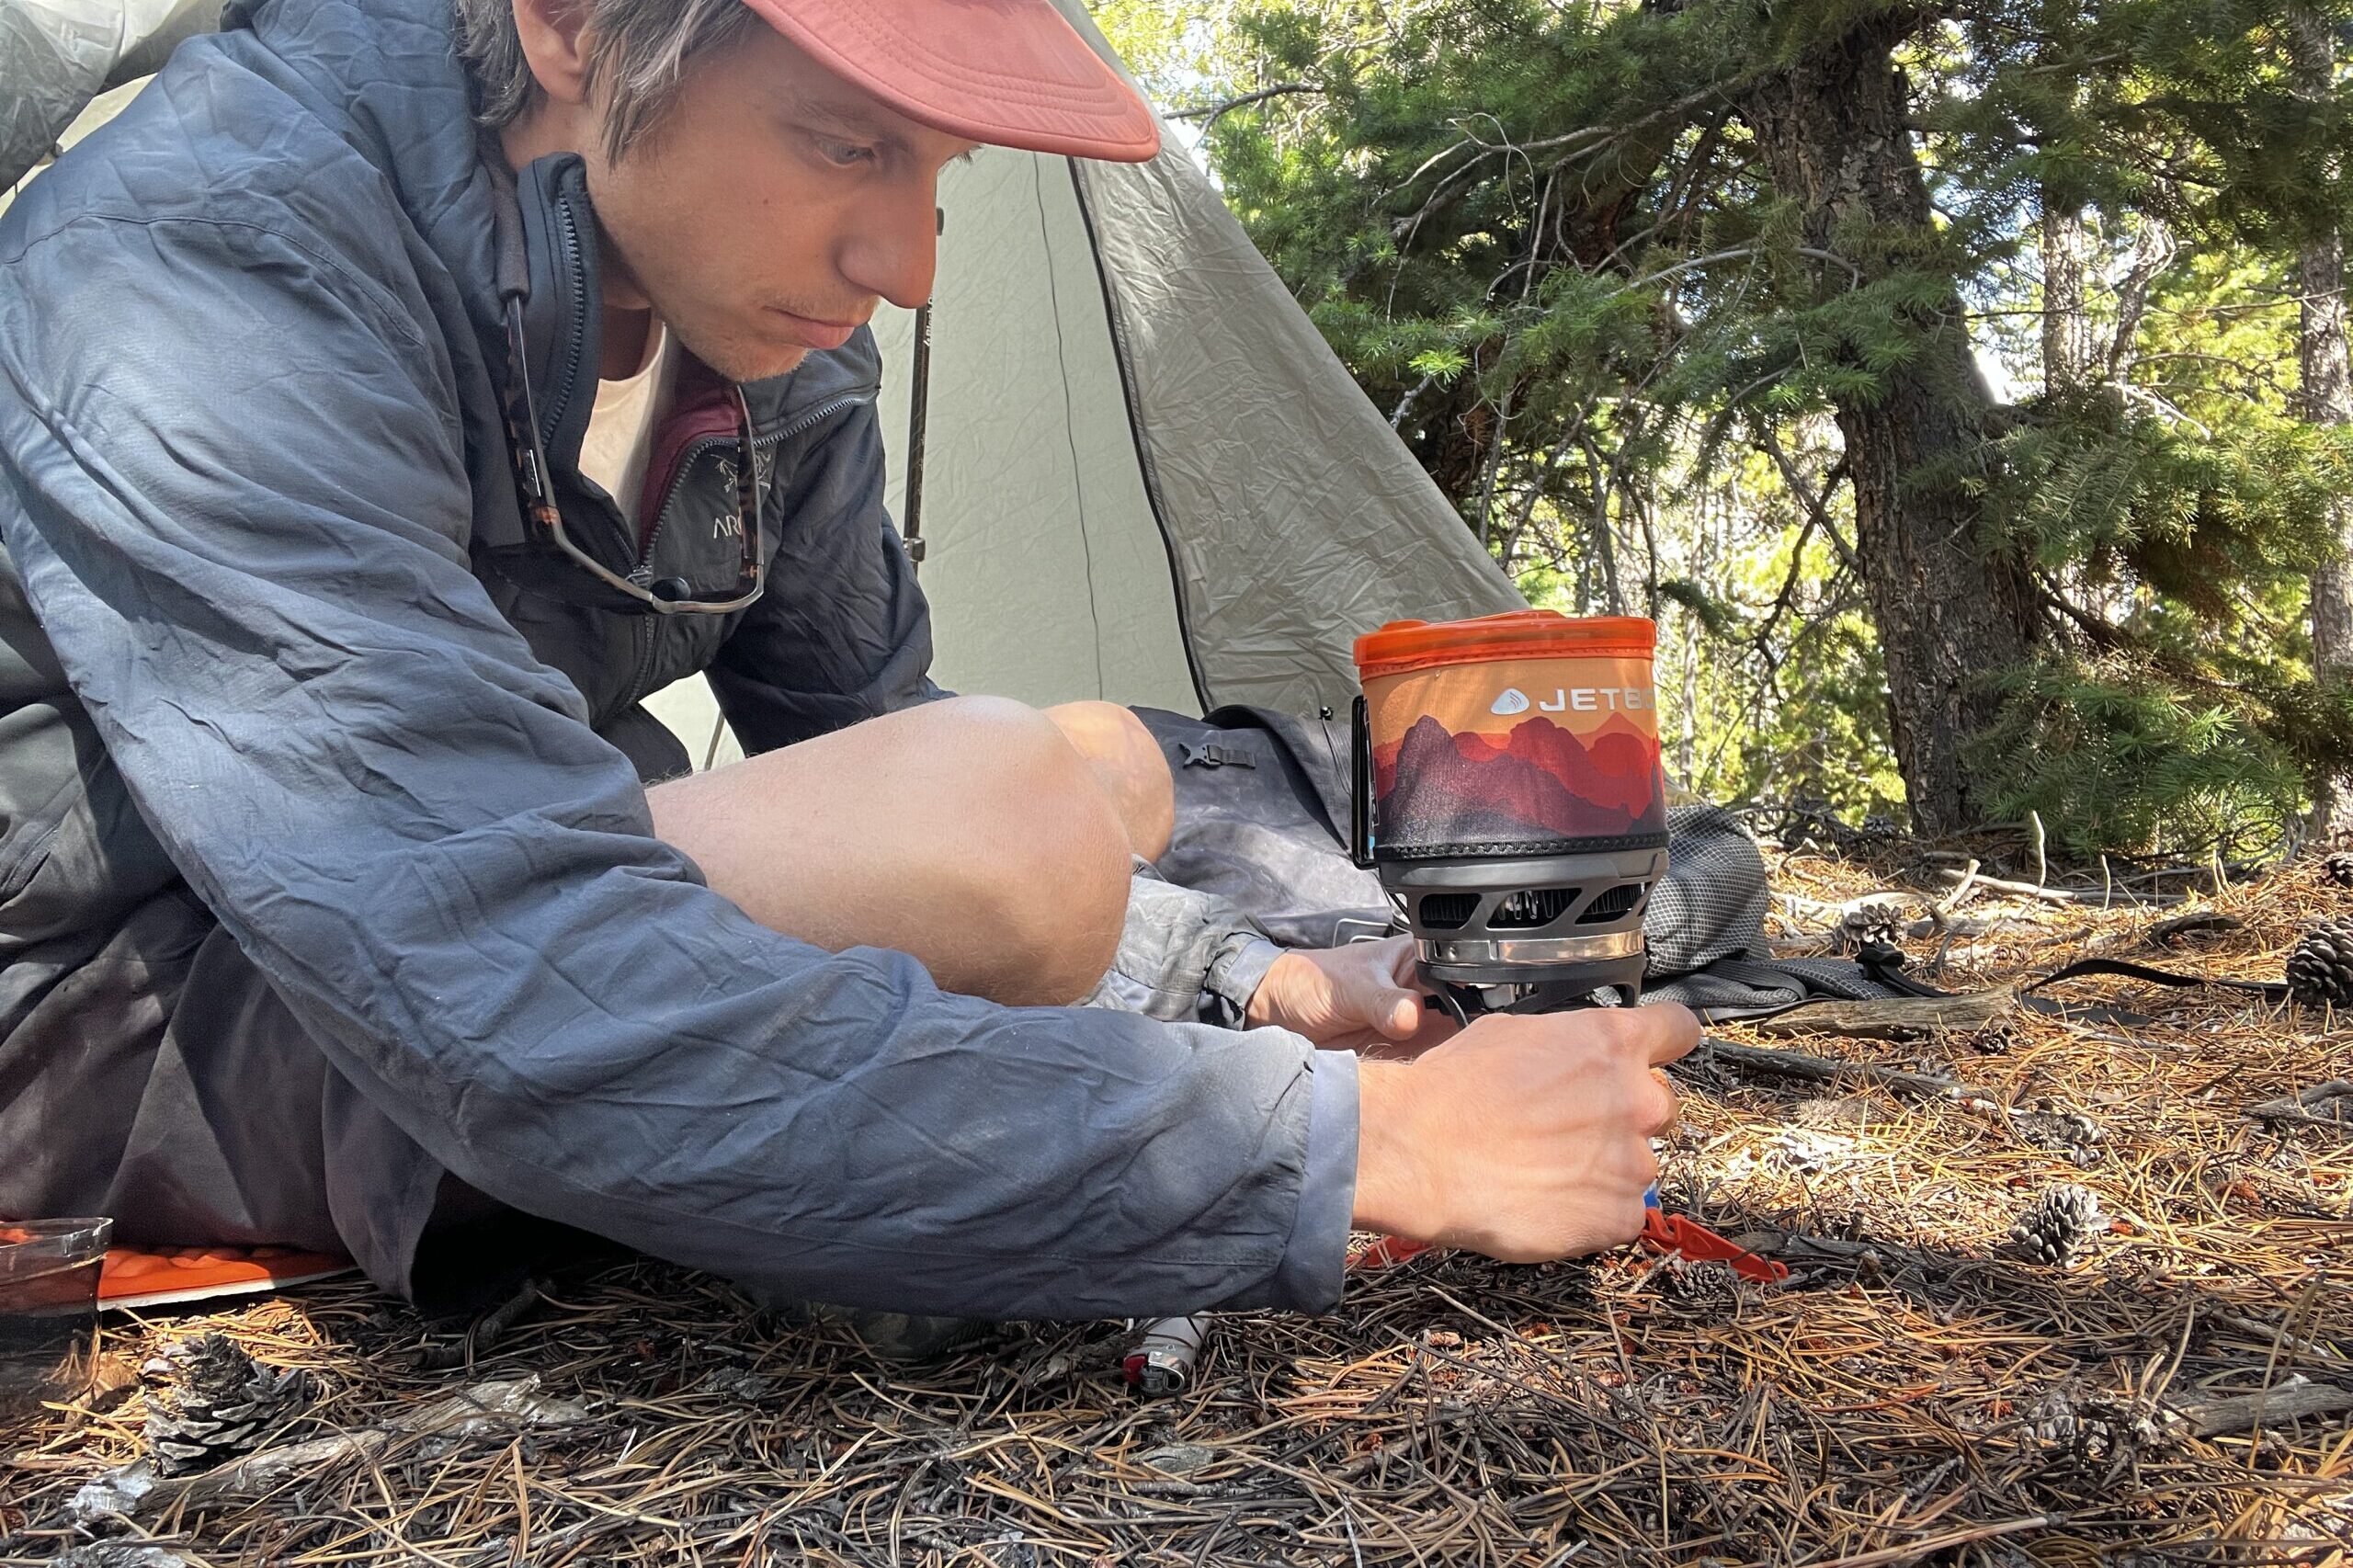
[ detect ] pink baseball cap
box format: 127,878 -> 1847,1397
737,0 -> 1162,163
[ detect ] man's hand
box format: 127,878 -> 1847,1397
1350,1004 -> 1699,1262
1245,934 -> 1456,1054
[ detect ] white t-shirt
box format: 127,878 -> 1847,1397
577,317 -> 676,534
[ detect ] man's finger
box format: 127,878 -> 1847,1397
1645,1067 -> 1679,1134
1373,987 -> 1423,1040
1639,1003 -> 1702,1066
1380,936 -> 1419,987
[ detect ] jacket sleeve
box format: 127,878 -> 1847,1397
0,210 -> 1357,1321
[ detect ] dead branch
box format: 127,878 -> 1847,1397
1166,83 -> 1324,126
1699,1032 -> 2003,1102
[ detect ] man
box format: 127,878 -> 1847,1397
0,0 -> 1693,1324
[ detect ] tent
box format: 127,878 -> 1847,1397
0,0 -> 223,191
2,0 -> 1524,767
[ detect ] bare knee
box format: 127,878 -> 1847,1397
1044,700 -> 1176,864
938,699 -> 1132,1005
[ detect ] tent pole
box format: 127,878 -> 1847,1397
901,207 -> 943,572
903,302 -> 930,570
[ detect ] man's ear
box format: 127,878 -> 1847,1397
510,0 -> 596,107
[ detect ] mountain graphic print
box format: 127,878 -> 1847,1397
1372,712 -> 1667,853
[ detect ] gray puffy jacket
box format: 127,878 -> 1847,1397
0,0 -> 1353,1318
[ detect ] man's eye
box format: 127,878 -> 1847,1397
813,136 -> 877,167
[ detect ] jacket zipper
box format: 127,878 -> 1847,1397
620,392 -> 871,705
543,188 -> 651,574
540,194 -> 591,455
631,393 -> 869,585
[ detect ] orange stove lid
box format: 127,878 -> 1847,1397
1353,611 -> 1656,680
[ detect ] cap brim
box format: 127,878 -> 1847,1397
738,0 -> 1162,164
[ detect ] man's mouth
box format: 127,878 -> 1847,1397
765,307 -> 863,353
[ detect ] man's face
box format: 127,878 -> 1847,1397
516,18 -> 979,384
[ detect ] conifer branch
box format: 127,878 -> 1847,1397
1166,83 -> 1324,127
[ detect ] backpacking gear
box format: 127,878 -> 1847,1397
1122,1315 -> 1206,1393
1136,704 -> 1769,998
1641,1197 -> 1788,1285
1349,612 -> 1666,1011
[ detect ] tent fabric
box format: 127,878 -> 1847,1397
0,0 -> 220,188
868,149 -> 1199,714
857,0 -> 1524,722
1072,147 -> 1526,715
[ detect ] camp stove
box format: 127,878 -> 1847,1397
1349,612 -> 1670,1019
1342,612 -> 1789,1288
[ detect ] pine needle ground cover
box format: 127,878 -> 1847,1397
6,843 -> 2353,1565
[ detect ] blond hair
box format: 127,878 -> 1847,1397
453,0 -> 760,161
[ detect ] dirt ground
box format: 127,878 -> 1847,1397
6,831 -> 2350,1566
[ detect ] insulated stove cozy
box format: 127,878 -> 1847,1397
1350,611 -> 1670,1017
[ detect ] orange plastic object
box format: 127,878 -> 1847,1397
1352,610 -> 1656,681
97,1245 -> 354,1311
1640,1210 -> 1788,1284
1348,1233 -> 1437,1271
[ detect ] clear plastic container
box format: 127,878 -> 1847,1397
0,1216 -> 112,1420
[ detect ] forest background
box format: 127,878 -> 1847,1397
1090,0 -> 2353,861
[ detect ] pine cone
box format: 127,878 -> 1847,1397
2015,1104 -> 2104,1166
2326,851 -> 2353,890
1836,901 -> 1906,953
2286,917 -> 2353,1009
2009,1183 -> 2100,1265
1964,1019 -> 2021,1054
2021,1386 -> 2180,1475
1654,1258 -> 1742,1312
141,1334 -> 308,1475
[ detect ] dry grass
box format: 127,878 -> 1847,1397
6,836 -> 2353,1565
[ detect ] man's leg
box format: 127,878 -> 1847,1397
1042,700 -> 1175,864
647,696 -> 1135,1006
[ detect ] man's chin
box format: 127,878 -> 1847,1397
724,351 -> 813,385
680,333 -> 810,386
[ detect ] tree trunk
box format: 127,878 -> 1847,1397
1741,20 -> 2045,835
2040,200 -> 2096,396
2290,4 -> 2353,842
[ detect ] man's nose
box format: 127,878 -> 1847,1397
839,192 -> 940,312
